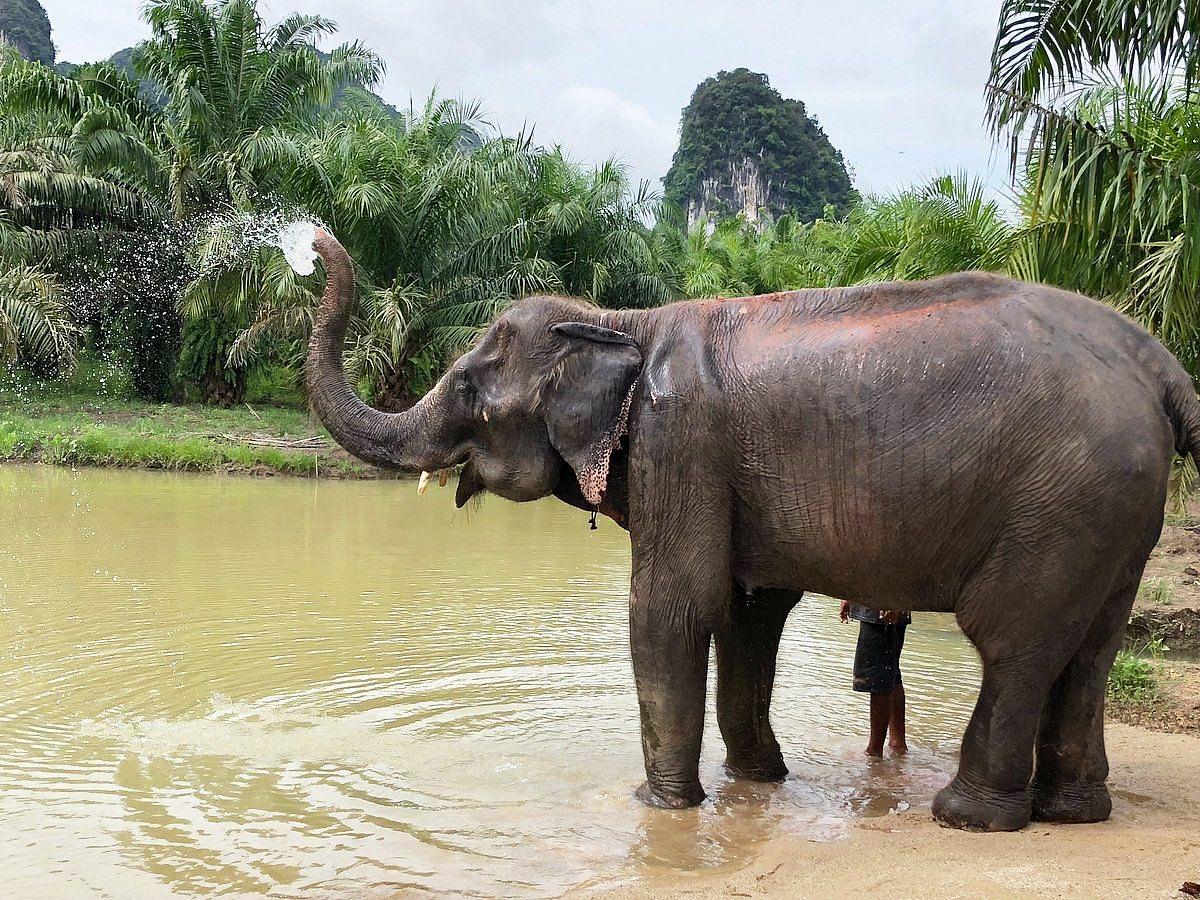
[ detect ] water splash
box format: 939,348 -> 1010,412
275,220 -> 319,276
2,198 -> 327,403
190,204 -> 324,279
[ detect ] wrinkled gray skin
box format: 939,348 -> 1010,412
306,230 -> 1200,831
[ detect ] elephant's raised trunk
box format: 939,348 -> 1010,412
306,230 -> 425,470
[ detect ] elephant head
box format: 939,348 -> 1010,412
306,230 -> 643,509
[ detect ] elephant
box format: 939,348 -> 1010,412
305,229 -> 1200,832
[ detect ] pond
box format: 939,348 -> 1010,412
0,465 -> 982,897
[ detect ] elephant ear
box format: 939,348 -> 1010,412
544,322 -> 642,507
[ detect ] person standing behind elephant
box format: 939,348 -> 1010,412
840,600 -> 910,756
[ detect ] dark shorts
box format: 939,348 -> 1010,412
852,619 -> 907,694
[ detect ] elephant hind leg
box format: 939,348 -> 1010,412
716,587 -> 799,781
1031,557 -> 1148,823
934,542 -> 1115,832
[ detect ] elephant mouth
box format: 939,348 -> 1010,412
454,457 -> 484,508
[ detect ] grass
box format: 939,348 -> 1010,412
1108,636 -> 1168,704
1137,578 -> 1175,606
0,360 -> 376,479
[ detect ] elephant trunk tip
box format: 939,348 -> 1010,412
311,228 -> 345,263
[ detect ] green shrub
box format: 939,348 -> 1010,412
245,365 -> 305,407
1107,637 -> 1167,703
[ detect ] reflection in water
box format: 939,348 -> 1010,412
0,466 -> 981,897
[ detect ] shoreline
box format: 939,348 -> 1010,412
0,399 -> 391,480
611,725 -> 1200,899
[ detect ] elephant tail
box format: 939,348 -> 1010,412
1161,358 -> 1200,468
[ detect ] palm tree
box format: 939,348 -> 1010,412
0,49 -> 164,379
838,174 -> 1015,284
665,212 -> 848,298
659,175 -> 1012,299
132,0 -> 382,405
517,154 -> 676,308
988,0 -> 1198,125
136,0 -> 383,217
0,265 -> 74,372
988,0 -> 1200,378
212,94 -> 513,410
217,97 -> 678,409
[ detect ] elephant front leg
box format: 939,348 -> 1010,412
630,591 -> 712,808
624,392 -> 732,808
715,588 -> 798,781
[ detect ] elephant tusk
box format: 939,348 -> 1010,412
438,469 -> 449,487
417,470 -> 433,495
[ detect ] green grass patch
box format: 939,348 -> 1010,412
0,387 -> 373,479
1108,636 -> 1168,703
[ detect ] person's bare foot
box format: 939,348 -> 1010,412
865,744 -> 884,757
888,742 -> 908,756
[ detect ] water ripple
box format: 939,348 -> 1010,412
0,466 -> 981,897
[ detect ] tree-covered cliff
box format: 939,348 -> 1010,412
664,68 -> 854,225
0,0 -> 54,65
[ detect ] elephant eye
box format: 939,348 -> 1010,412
454,370 -> 474,396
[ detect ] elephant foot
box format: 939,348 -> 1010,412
1030,778 -> 1112,824
635,780 -> 706,809
932,777 -> 1031,832
723,751 -> 787,782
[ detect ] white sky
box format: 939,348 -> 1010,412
40,0 -> 1013,204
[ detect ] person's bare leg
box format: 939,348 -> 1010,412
888,683 -> 907,755
867,692 -> 890,756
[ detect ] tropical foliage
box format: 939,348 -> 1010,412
136,0 -> 383,404
0,48 -> 163,381
0,264 -> 72,370
1,0 -> 384,403
660,213 -> 834,298
199,96 -> 676,405
989,0 -> 1200,377
837,174 -> 1015,284
2,0 -> 1200,417
135,0 -> 383,218
665,173 -> 1014,299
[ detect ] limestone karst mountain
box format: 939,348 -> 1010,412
664,67 -> 854,227
0,0 -> 55,65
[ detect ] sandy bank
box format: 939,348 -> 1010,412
611,725 -> 1199,899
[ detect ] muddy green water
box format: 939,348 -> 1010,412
0,466 -> 982,898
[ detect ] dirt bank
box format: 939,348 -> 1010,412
1139,509 -> 1200,653
612,725 -> 1199,899
1110,659 -> 1200,735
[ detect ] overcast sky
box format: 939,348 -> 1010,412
41,0 -> 1012,203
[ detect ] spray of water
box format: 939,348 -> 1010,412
275,220 -> 319,276
2,199 -> 328,403
191,205 -> 325,279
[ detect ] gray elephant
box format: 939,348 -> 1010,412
305,230 -> 1200,832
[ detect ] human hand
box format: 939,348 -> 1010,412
839,600 -> 850,623
880,609 -> 901,625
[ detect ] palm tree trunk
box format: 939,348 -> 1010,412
373,361 -> 417,412
202,359 -> 245,407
